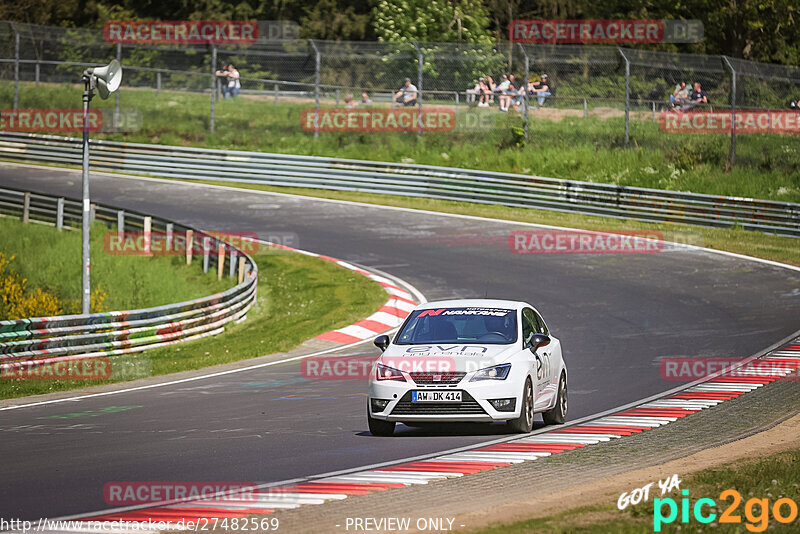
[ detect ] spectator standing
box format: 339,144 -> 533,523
215,61 -> 230,99
394,78 -> 418,106
227,64 -> 241,98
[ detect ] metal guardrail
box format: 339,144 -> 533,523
0,132 -> 798,237
0,185 -> 258,367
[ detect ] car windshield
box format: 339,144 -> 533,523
395,307 -> 517,345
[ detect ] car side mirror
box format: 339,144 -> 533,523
374,335 -> 390,352
530,333 -> 550,351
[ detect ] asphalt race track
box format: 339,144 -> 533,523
1,164 -> 799,520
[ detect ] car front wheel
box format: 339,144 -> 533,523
508,378 -> 534,433
542,373 -> 567,425
367,403 -> 396,436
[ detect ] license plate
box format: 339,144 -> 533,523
412,390 -> 462,403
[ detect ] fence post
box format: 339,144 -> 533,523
210,45 -> 217,134
652,101 -> 656,123
238,257 -> 246,283
143,216 -> 152,255
584,98 -> 588,118
56,197 -> 64,231
115,43 -> 121,129
217,243 -> 225,280
22,192 -> 30,222
335,88 -> 340,107
186,229 -> 194,265
618,48 -> 630,148
202,237 -> 210,273
309,40 -> 320,140
412,41 -> 423,138
117,210 -> 125,240
517,44 -> 530,141
229,250 -> 237,278
721,56 -> 736,167
35,63 -> 40,86
166,222 -> 173,251
156,71 -> 161,96
12,23 -> 20,110
274,83 -> 278,105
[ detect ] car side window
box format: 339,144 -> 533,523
522,308 -> 537,347
533,310 -> 549,335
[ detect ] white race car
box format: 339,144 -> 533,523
367,299 -> 567,436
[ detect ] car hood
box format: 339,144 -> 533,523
378,343 -> 518,374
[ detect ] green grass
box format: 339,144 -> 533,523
0,247 -> 388,399
3,82 -> 799,203
153,179 -> 800,267
0,216 -> 232,314
473,447 -> 800,533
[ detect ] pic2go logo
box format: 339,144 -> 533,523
654,489 -> 799,532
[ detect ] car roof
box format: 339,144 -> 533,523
414,299 -> 528,311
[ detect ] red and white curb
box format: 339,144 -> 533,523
43,341 -> 799,532
266,245 -> 419,345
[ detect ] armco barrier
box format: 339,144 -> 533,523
0,132 -> 797,237
0,186 -> 258,369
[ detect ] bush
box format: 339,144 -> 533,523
0,253 -> 62,320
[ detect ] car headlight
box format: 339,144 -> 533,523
470,363 -> 511,381
375,363 -> 406,382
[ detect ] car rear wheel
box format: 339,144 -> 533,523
508,378 -> 533,433
367,403 -> 396,436
543,373 -> 567,425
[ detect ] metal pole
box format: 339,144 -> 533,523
81,77 -> 93,314
618,48 -> 630,147
56,198 -> 64,231
309,40 -> 320,140
722,56 -> 736,166
518,44 -> 530,141
35,63 -> 40,86
210,45 -> 217,134
156,71 -> 161,96
115,43 -> 121,130
13,24 -> 20,110
584,98 -> 588,118
412,41 -> 423,138
274,83 -> 278,104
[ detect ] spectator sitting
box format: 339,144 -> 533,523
344,93 -> 356,109
394,78 -> 418,107
215,61 -> 230,99
670,81 -> 689,109
495,74 -> 512,112
227,64 -> 241,98
467,78 -> 483,106
530,73 -> 553,107
509,74 -> 524,110
361,92 -> 373,105
681,81 -> 708,111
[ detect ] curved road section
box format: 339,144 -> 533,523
1,164 -> 799,521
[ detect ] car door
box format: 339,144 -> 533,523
522,308 -> 549,410
532,308 -> 562,410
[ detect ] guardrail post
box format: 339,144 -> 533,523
202,237 -> 210,273
35,63 -> 40,86
229,249 -> 237,278
721,56 -> 737,167
274,84 -> 278,105
652,101 -> 656,123
143,216 -> 152,255
618,48 -> 630,147
166,223 -> 173,251
210,45 -> 217,134
117,210 -> 125,240
12,23 -> 20,110
22,192 -> 30,222
309,40 -> 320,140
238,257 -> 246,283
90,203 -> 96,222
186,229 -> 193,265
156,71 -> 161,96
583,98 -> 588,118
335,88 -> 340,107
56,197 -> 64,231
517,44 -> 530,140
217,243 -> 225,280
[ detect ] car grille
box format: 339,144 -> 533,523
390,391 -> 488,416
409,372 -> 465,385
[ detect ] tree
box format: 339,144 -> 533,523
372,0 -> 493,43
